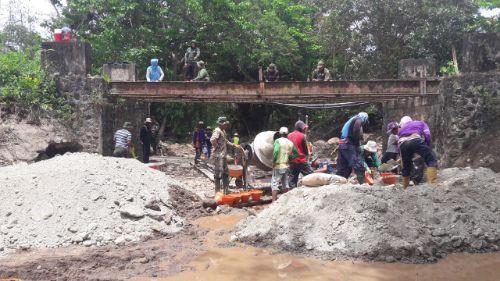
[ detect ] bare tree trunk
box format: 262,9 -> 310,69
158,115 -> 168,141
452,46 -> 460,74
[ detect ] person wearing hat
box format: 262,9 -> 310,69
311,154 -> 335,174
210,117 -> 240,194
271,127 -> 298,202
184,40 -> 200,80
360,140 -> 381,177
381,121 -> 400,164
398,116 -> 438,188
113,122 -> 133,158
287,120 -> 314,188
264,63 -> 279,82
204,126 -> 213,159
191,60 -> 210,81
336,112 -> 369,184
192,121 -> 206,164
140,118 -> 153,163
146,58 -> 165,82
311,60 -> 331,81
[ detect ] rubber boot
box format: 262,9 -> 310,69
214,178 -> 221,194
402,176 -> 410,188
427,167 -> 438,184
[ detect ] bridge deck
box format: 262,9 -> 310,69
109,79 -> 440,103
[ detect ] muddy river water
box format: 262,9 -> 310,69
131,214 -> 500,281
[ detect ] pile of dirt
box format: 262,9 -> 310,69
168,184 -> 212,220
233,167 -> 500,263
0,153 -> 183,256
0,106 -> 75,166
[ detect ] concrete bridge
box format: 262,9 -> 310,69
109,79 -> 440,104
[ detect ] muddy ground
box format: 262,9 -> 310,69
1,155 -> 499,281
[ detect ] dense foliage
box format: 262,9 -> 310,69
2,0 -> 498,137
0,50 -> 68,113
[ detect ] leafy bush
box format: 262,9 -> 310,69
0,50 -> 69,114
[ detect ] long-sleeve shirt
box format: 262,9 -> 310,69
272,137 -> 299,169
146,66 -> 164,82
210,127 -> 234,158
192,129 -> 206,148
312,68 -> 331,81
184,47 -> 200,63
140,125 -> 152,145
398,121 -> 432,146
359,146 -> 381,170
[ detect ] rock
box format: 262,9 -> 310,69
163,214 -> 173,225
119,205 -> 145,219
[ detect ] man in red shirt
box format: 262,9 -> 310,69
287,120 -> 314,188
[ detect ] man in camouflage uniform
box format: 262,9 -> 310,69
184,40 -> 201,80
210,116 -> 240,194
312,60 -> 331,81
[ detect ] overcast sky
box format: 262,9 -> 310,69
0,0 -> 498,38
0,0 -> 60,36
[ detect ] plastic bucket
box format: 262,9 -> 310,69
382,172 -> 398,185
249,189 -> 263,201
53,29 -> 62,42
228,165 -> 243,178
240,192 -> 251,203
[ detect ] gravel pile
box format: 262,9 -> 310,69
234,167 -> 500,263
0,153 -> 183,256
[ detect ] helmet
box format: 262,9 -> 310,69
191,39 -> 197,44
400,116 -> 413,127
234,132 -> 239,136
150,58 -> 158,66
317,60 -> 325,66
197,60 -> 205,67
269,63 -> 276,69
279,127 -> 288,134
357,112 -> 369,124
386,121 -> 399,133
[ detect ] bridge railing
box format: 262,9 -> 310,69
109,79 -> 440,104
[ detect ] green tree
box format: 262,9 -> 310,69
314,0 -> 479,79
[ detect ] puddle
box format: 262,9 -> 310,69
131,214 -> 500,281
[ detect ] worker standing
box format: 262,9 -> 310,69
381,122 -> 400,163
184,40 -> 200,80
192,121 -> 206,164
113,122 -> 133,158
140,118 -> 153,163
272,127 -> 298,202
360,140 -> 381,176
205,126 -> 213,159
311,60 -> 331,81
210,117 -> 239,194
336,112 -> 369,184
288,121 -> 314,188
146,58 -> 164,82
398,116 -> 438,188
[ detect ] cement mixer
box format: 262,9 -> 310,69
244,131 -> 279,172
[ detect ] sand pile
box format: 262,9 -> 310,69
0,153 -> 183,256
234,167 -> 500,263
